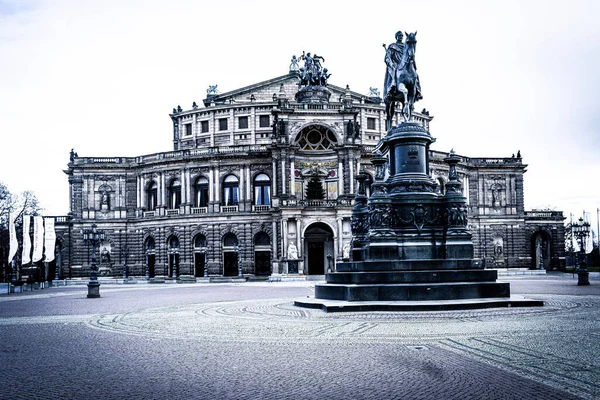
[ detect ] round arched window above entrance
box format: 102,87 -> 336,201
295,125 -> 337,151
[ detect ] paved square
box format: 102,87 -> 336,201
0,274 -> 598,399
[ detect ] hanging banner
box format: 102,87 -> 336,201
22,215 -> 31,264
8,212 -> 18,263
44,217 -> 56,262
32,215 -> 45,262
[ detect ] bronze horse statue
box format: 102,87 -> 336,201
384,32 -> 421,129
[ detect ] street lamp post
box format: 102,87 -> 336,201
572,217 -> 590,286
83,224 -> 105,298
121,245 -> 128,280
201,248 -> 208,278
236,245 -> 243,277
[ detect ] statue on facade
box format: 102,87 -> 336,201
69,148 -> 78,162
289,55 -> 300,72
383,31 -> 422,128
342,243 -> 351,260
297,51 -> 330,87
368,87 -> 380,97
207,85 -> 219,95
287,243 -> 299,259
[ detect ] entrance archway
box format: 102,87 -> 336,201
531,231 -> 551,270
222,233 -> 238,276
254,232 -> 271,276
144,237 -> 156,278
304,222 -> 334,275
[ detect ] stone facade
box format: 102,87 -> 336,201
52,71 -> 565,280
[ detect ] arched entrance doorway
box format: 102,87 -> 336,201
144,237 -> 155,278
167,236 -> 180,278
193,234 -> 208,277
531,231 -> 551,270
304,222 -> 334,275
223,233 -> 238,276
254,232 -> 271,276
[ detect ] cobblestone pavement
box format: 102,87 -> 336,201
0,275 -> 598,399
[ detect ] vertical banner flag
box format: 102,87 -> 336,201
584,212 -> 594,254
8,212 -> 18,263
32,216 -> 45,262
22,215 -> 32,264
43,217 -> 56,262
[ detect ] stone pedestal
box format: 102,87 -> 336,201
296,122 -> 542,311
87,282 -> 101,298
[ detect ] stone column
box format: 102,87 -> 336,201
337,217 -> 343,257
281,158 -> 286,195
210,111 -> 215,147
230,109 -> 235,145
338,160 -> 344,196
208,166 -> 214,208
271,220 -> 278,274
239,165 -> 245,205
246,166 -> 251,204
349,156 -> 354,194
251,107 -> 256,144
214,166 -> 220,204
272,158 -> 278,196
290,158 -> 295,196
137,175 -> 142,209
282,218 -> 288,261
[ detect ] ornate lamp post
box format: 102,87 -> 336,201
201,247 -> 210,278
572,217 -> 590,286
121,245 -> 128,280
236,245 -> 243,277
83,224 -> 105,298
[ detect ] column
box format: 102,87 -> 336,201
137,176 -> 141,209
181,169 -> 186,205
162,173 -> 167,206
208,166 -> 214,204
349,156 -> 354,194
290,158 -> 295,196
214,166 -> 220,203
250,107 -> 256,144
281,158 -> 286,195
272,158 -> 278,196
246,166 -> 251,202
210,111 -> 215,147
338,160 -> 344,196
337,217 -> 343,257
230,109 -> 235,145
271,220 -> 278,274
282,218 -> 288,273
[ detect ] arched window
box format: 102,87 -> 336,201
168,236 -> 180,250
254,232 -> 270,246
168,179 -> 181,209
144,237 -> 155,252
147,181 -> 158,211
194,177 -> 209,207
194,234 -> 207,249
295,125 -> 337,151
253,173 -> 271,205
223,233 -> 238,247
222,175 -> 239,206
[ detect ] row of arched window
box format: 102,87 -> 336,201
146,173 -> 271,211
143,232 -> 271,252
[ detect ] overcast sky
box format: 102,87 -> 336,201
1,0 -> 598,232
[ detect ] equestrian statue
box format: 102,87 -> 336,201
383,31 -> 422,130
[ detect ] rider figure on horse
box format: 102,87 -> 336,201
384,31 -> 422,103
